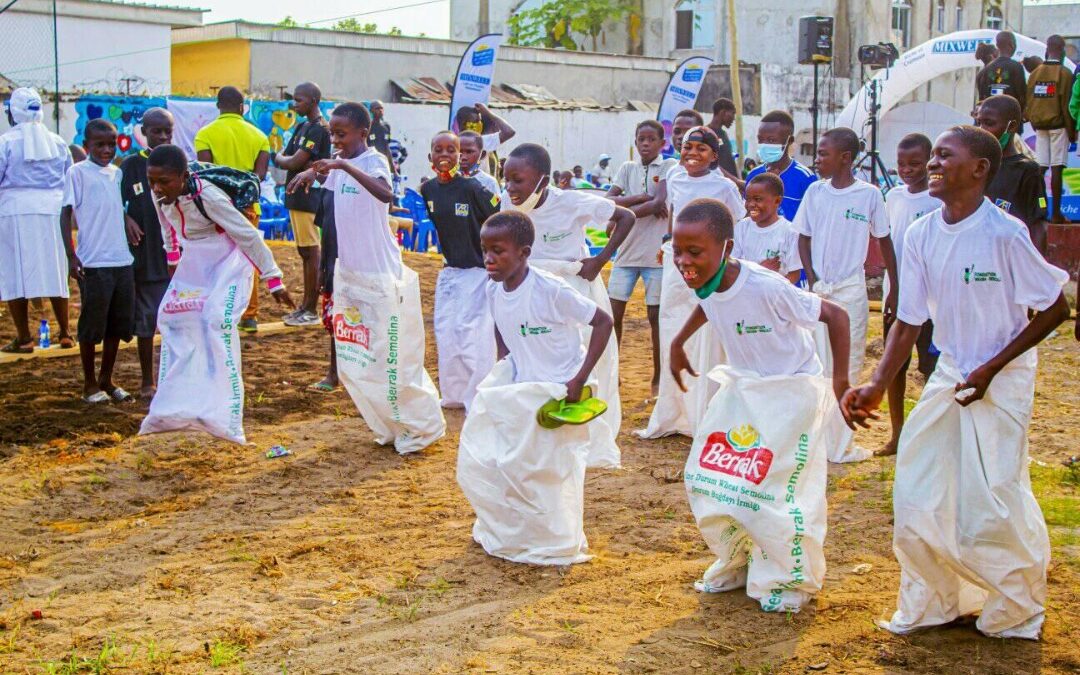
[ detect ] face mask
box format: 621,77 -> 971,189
464,121 -> 483,134
757,143 -> 787,164
511,176 -> 548,214
431,162 -> 459,182
694,240 -> 733,299
998,129 -> 1013,150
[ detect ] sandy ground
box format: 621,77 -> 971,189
1,249 -> 1078,674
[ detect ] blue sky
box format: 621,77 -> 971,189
170,0 -> 451,38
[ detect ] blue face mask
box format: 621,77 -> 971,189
757,143 -> 786,164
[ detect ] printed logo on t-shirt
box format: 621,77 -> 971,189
304,139 -> 316,149
963,263 -> 1002,284
1032,81 -> 1057,97
699,424 -> 774,486
490,193 -> 500,207
341,184 -> 360,195
843,208 -> 868,223
993,198 -> 1013,212
764,248 -> 780,259
133,182 -> 144,196
735,320 -> 773,335
334,306 -> 371,348
541,231 -> 571,243
455,203 -> 470,217
519,322 -> 552,337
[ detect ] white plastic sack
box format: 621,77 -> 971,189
529,258 -> 621,468
638,243 -> 723,439
884,355 -> 1048,639
140,234 -> 253,444
434,266 -> 496,410
457,359 -> 593,565
684,366 -> 844,612
812,274 -> 872,463
333,264 -> 446,454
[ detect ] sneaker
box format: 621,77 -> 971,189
284,309 -> 320,327
238,318 -> 258,333
282,308 -> 302,323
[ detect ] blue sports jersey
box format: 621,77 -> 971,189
746,160 -> 817,222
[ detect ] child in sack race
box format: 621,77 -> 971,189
289,102 -> 446,455
669,197 -> 851,612
456,211 -> 614,566
842,125 -> 1070,640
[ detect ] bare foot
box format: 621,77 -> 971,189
140,384 -> 156,400
876,438 -> 899,457
651,381 -> 659,398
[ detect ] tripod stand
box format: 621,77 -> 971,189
854,73 -> 893,190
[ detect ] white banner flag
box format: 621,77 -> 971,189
658,56 -> 713,152
449,34 -> 504,131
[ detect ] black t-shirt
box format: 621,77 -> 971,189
977,57 -> 1027,110
283,119 -> 331,213
986,154 -> 1046,229
369,119 -> 392,156
716,127 -> 738,175
316,188 -> 337,293
120,151 -> 169,283
420,174 -> 500,269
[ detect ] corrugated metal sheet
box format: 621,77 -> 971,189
391,79 -> 626,111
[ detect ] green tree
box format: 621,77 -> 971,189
332,18 -> 403,36
507,0 -> 639,52
276,16 -> 300,27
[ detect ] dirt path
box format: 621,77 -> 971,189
1,252 -> 1077,674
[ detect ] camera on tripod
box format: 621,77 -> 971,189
857,42 -> 899,70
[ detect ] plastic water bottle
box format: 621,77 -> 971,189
38,319 -> 50,349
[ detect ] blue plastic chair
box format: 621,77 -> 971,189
401,188 -> 439,253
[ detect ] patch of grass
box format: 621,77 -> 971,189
427,577 -> 454,596
207,639 -> 246,668
0,624 -> 20,654
227,544 -> 258,564
135,452 -> 154,475
40,636 -> 130,674
1031,463 -> 1080,567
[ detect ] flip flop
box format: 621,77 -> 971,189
306,381 -> 337,394
82,391 -> 110,404
58,336 -> 75,349
537,386 -> 608,429
1,339 -> 34,354
106,387 -> 133,403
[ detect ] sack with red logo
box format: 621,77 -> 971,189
811,273 -> 872,463
528,258 -> 621,468
883,356 -> 1048,639
140,233 -> 253,444
456,359 -> 594,565
638,242 -> 724,439
332,265 -> 446,454
684,365 -> 845,611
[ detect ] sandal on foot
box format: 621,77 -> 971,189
82,391 -> 110,404
307,381 -> 337,394
1,339 -> 34,354
105,387 -> 133,403
58,336 -> 75,349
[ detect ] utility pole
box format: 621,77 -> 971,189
479,0 -> 489,34
726,0 -> 743,172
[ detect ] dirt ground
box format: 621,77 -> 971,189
1,249 -> 1078,674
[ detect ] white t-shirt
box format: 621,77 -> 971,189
502,186 -> 615,261
62,161 -> 133,268
487,267 -> 600,384
470,169 -> 500,195
481,132 -> 501,152
898,198 -> 1068,376
792,179 -> 889,284
884,184 -> 941,275
731,216 -> 803,276
699,261 -> 823,377
324,148 -> 401,277
610,155 -> 678,268
666,168 -> 746,225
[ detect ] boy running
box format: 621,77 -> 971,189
732,172 -> 802,284
879,133 -> 942,456
605,120 -> 678,396
62,119 -> 135,404
669,197 -> 851,612
794,127 -> 898,463
457,211 -> 614,565
500,143 -> 634,468
421,130 -> 501,409
290,103 -> 446,454
121,107 -> 173,400
842,125 -> 1069,640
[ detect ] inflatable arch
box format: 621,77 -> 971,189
837,29 -> 1076,135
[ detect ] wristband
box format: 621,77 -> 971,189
266,277 -> 285,292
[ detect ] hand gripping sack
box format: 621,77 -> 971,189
457,359 -> 593,565
140,234 -> 253,444
684,366 -> 845,611
433,266 -> 496,410
811,274 -> 872,463
638,243 -> 724,439
528,258 -> 621,469
884,355 -> 1049,640
333,265 -> 446,454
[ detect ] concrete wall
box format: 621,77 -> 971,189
1022,2 -> 1080,42
172,39 -> 251,96
0,12 -> 173,95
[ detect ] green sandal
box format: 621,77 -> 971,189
536,386 -> 608,429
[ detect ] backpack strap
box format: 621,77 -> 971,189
192,194 -> 211,222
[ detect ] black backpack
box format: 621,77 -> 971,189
186,162 -> 261,221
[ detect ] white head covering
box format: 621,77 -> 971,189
5,87 -> 61,161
